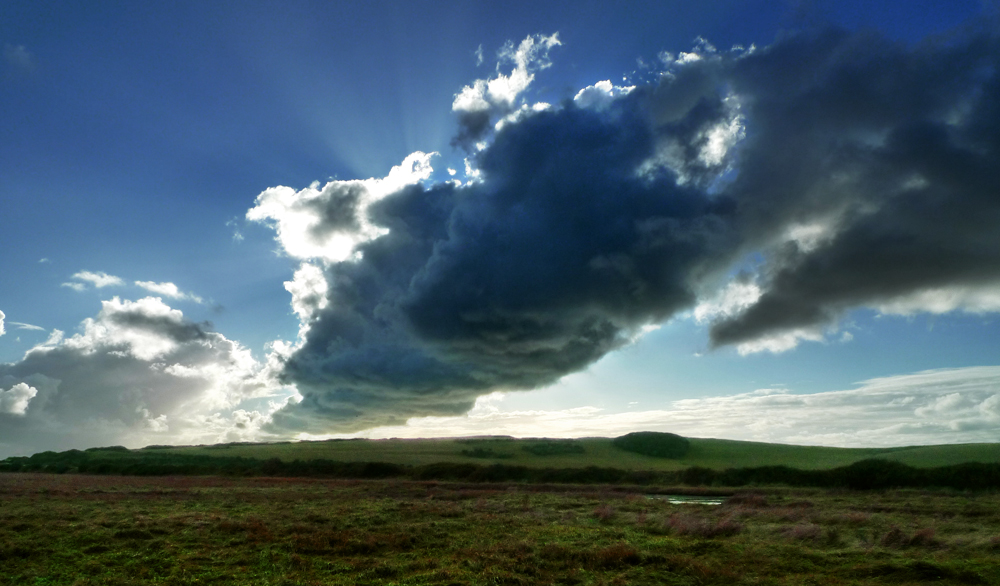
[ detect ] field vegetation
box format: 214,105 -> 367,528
2,473 -> 999,585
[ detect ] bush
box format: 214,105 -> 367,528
831,459 -> 920,490
521,440 -> 585,456
461,448 -> 513,459
612,432 -> 690,459
85,446 -> 131,453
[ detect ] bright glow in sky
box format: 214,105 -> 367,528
2,0 -> 998,457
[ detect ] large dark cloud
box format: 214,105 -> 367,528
270,101 -> 738,432
709,23 -> 1000,346
260,21 -> 1000,433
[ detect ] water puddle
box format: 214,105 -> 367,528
646,495 -> 724,505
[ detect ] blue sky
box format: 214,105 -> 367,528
2,0 -> 998,457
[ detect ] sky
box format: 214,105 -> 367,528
2,0 -> 999,457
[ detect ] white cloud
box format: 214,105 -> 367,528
0,310 -> 4,336
284,263 -> 328,334
59,296 -> 196,361
329,366 -> 1000,448
0,383 -> 37,416
693,280 -> 762,323
226,217 -> 244,242
573,80 -> 634,111
63,270 -> 124,290
721,280 -> 1000,355
246,152 -> 435,263
735,327 -> 826,355
0,297 -> 294,456
9,322 -> 44,332
876,283 -> 1000,316
452,33 -> 560,114
784,222 -> 836,253
29,329 -> 64,353
134,280 -> 204,303
697,101 -> 744,166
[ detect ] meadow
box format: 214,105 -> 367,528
2,472 -> 999,585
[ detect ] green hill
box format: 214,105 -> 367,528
142,436 -> 1000,471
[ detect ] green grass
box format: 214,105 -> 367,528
2,472 -> 999,585
148,436 -> 1000,471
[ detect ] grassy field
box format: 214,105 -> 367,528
2,472 -> 999,585
149,436 -> 1000,471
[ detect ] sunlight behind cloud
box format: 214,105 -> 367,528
246,152 -> 435,263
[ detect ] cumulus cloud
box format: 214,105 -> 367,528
573,80 -> 635,111
0,383 -> 37,416
63,270 -> 124,291
248,23 -> 1000,435
247,152 -> 435,263
256,35 -> 745,434
452,33 -> 561,149
0,310 -> 5,336
134,280 -> 204,303
0,297 -> 287,457
348,367 -> 1000,448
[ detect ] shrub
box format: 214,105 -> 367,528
612,432 -> 690,459
461,448 -> 513,459
520,440 -> 585,456
84,446 -> 131,453
680,466 -> 717,486
832,459 -> 920,489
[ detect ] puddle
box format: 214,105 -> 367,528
646,495 -> 724,505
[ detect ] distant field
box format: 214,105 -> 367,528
149,436 -> 1000,471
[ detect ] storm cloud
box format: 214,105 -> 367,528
707,24 -> 1000,349
248,22 -> 1000,434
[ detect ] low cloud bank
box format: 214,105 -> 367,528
355,367 -> 1000,448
